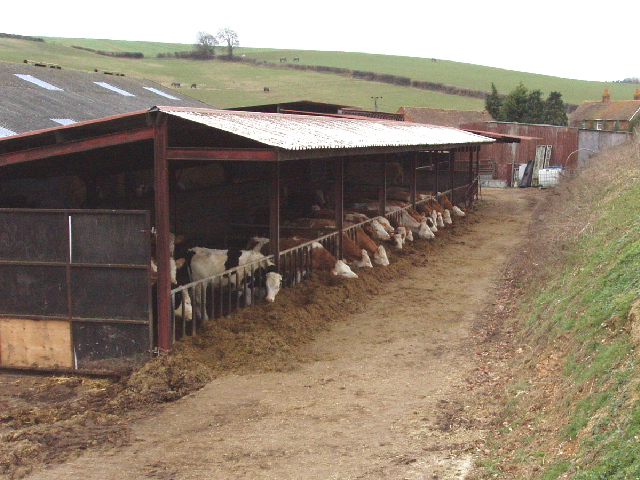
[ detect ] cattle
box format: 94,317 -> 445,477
171,82 -> 181,88
279,57 -> 287,62
369,218 -> 392,241
190,83 -> 197,89
246,236 -> 270,253
264,86 -> 270,92
280,237 -> 358,278
352,226 -> 389,266
241,263 -> 283,305
374,216 -> 395,235
150,232 -> 185,285
341,233 -> 373,268
293,57 -> 300,62
393,226 -> 407,249
452,206 -> 466,217
440,194 -> 455,211
188,246 -> 282,309
439,194 -> 466,216
344,211 -> 370,224
386,206 -> 433,239
174,288 -> 192,321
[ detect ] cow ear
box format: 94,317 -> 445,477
175,258 -> 186,269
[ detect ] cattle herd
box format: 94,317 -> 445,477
155,193 -> 466,326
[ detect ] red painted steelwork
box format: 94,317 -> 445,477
0,127 -> 155,166
166,148 -> 277,162
153,114 -> 172,352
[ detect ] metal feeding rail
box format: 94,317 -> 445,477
169,179 -> 479,341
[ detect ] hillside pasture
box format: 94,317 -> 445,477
2,36 -> 637,113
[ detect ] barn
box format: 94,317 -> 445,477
0,105 -> 494,373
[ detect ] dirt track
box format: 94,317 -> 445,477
14,187 -> 542,480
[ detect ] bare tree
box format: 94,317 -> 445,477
194,31 -> 217,59
216,28 -> 239,59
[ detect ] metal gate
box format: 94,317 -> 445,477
0,209 -> 151,373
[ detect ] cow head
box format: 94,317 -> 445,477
370,219 -> 391,241
426,216 -> 437,233
332,260 -> 358,278
354,249 -> 373,268
392,233 -> 404,249
265,271 -> 283,302
418,221 -> 435,239
452,206 -> 466,217
374,245 -> 390,266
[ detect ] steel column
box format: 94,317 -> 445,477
334,158 -> 344,259
378,157 -> 387,217
270,161 -> 281,269
410,152 -> 418,204
449,150 -> 455,204
433,152 -> 439,196
476,146 -> 481,200
153,113 -> 172,352
468,147 -> 474,194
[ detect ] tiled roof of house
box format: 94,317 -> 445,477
396,107 -> 493,128
569,100 -> 640,124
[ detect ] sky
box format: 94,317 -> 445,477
2,0 -> 638,83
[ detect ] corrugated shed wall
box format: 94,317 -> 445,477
461,122 -> 579,185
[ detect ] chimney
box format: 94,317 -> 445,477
635,89 -> 640,101
602,88 -> 611,102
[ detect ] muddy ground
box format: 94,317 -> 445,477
0,187 -> 543,479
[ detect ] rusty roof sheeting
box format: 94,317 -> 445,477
160,107 -> 494,150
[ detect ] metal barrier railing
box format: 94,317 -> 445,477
170,254 -> 275,341
169,179 -> 479,340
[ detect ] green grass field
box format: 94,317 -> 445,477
1,35 -> 637,113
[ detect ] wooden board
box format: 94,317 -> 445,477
0,318 -> 72,368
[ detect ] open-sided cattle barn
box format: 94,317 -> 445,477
0,106 -> 494,373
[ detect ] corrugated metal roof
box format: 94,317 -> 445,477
161,107 -> 494,150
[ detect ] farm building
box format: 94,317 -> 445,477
0,60 -> 211,136
0,106 -> 494,374
459,121 -> 578,187
569,89 -> 640,132
395,107 -> 493,127
230,100 -> 404,121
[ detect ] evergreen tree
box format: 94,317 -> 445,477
523,89 -> 545,124
485,83 -> 502,120
543,91 -> 568,126
499,82 -> 529,122
487,83 -> 569,126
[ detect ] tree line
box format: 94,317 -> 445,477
194,28 -> 239,59
485,82 -> 568,126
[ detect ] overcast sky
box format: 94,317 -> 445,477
3,0 -> 637,82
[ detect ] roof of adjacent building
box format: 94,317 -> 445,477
160,107 -> 495,151
0,61 -> 212,137
396,107 -> 493,128
569,100 -> 640,124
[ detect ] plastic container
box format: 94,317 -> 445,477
538,167 -> 563,187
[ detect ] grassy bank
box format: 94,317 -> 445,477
481,139 -> 640,478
